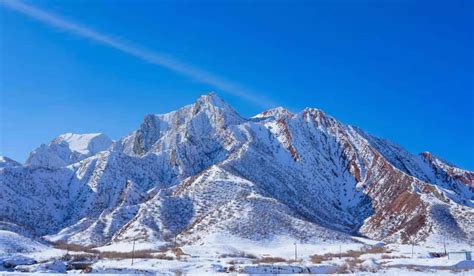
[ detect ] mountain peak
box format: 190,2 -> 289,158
121,93 -> 245,156
192,93 -> 244,123
302,107 -> 325,116
254,107 -> 294,119
194,92 -> 235,112
26,133 -> 113,167
53,133 -> 112,155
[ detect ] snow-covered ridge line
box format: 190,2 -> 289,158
0,93 -> 472,251
0,156 -> 21,168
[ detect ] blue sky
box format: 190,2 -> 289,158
1,0 -> 473,169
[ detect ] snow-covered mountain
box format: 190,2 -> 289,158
0,93 -> 472,249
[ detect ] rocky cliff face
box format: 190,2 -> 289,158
0,93 -> 472,247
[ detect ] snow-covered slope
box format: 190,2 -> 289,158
0,93 -> 472,249
26,133 -> 112,168
0,156 -> 21,168
0,230 -> 47,254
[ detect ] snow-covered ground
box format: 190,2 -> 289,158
1,230 -> 472,274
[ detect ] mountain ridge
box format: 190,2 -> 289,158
0,93 -> 472,248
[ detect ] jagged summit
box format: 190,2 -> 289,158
117,93 -> 245,157
1,92 -> 472,249
191,92 -> 245,124
254,106 -> 294,119
195,92 -> 233,110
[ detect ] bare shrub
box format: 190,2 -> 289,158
364,246 -> 391,254
310,254 -> 332,264
252,257 -> 287,264
347,258 -> 364,268
333,258 -> 364,273
170,247 -> 190,260
99,250 -> 173,260
53,241 -> 99,254
310,245 -> 390,264
220,251 -> 257,259
342,250 -> 364,258
54,242 -> 176,261
154,254 -> 175,261
310,252 -> 347,264
228,260 -> 244,265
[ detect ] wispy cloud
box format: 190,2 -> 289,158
1,0 -> 276,108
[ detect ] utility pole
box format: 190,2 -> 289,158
65,244 -> 69,261
443,241 -> 447,255
131,238 -> 136,266
411,243 -> 414,259
339,245 -> 342,259
294,242 -> 298,261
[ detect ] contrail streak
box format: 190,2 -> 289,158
1,0 -> 276,108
